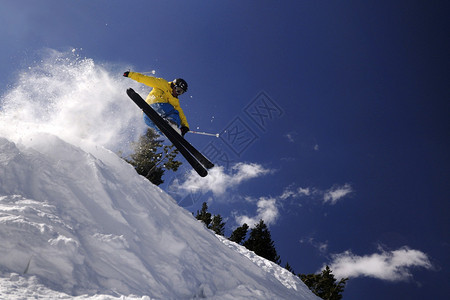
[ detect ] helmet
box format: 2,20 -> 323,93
173,78 -> 188,93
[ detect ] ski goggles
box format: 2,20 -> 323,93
174,85 -> 185,95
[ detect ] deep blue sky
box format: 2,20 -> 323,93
1,1 -> 449,299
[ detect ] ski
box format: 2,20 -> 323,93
126,88 -> 214,177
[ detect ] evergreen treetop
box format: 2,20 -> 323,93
300,265 -> 348,300
243,219 -> 281,264
229,223 -> 249,245
210,214 -> 226,236
195,202 -> 212,228
124,129 -> 181,185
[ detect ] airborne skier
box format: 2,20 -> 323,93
124,72 -> 214,176
123,71 -> 190,137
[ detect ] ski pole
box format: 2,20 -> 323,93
188,130 -> 220,138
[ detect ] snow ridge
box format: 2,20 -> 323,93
0,133 -> 319,299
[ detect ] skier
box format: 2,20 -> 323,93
123,71 -> 190,137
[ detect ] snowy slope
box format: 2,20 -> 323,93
0,132 -> 319,299
0,52 -> 319,299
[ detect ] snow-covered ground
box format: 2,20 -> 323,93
0,133 -> 319,299
0,53 -> 319,299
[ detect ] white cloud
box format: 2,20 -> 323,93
326,246 -> 433,281
323,184 -> 353,205
238,183 -> 354,227
280,186 -> 311,200
280,183 -> 352,205
300,237 -> 329,254
234,197 -> 279,227
174,163 -> 271,197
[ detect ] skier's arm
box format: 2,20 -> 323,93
126,72 -> 169,90
172,100 -> 189,128
178,109 -> 189,129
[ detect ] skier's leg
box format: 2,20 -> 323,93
143,114 -> 163,135
150,103 -> 182,135
165,119 -> 182,135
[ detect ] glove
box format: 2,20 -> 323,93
180,126 -> 189,137
123,71 -> 130,77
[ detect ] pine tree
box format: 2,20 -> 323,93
243,219 -> 281,264
300,266 -> 348,300
229,223 -> 249,245
210,214 -> 226,236
195,202 -> 212,228
124,129 -> 182,185
285,262 -> 295,274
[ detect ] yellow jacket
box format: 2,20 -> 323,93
128,72 -> 189,128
